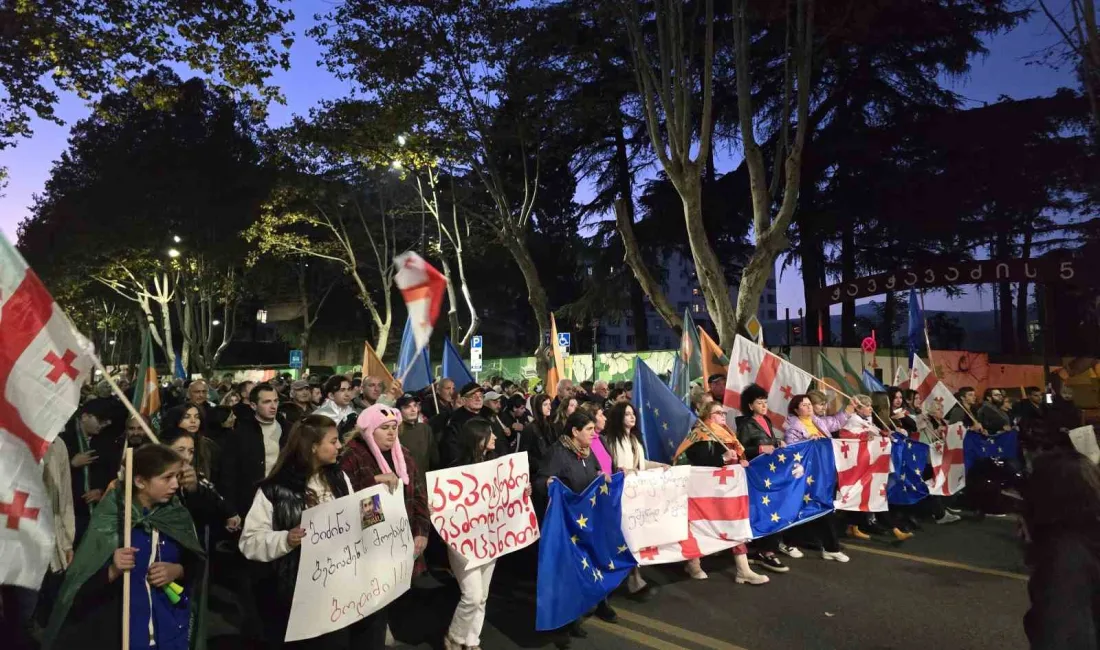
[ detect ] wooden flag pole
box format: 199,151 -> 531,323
122,446 -> 134,650
91,354 -> 160,444
919,291 -> 983,430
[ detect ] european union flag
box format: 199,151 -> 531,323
861,369 -> 886,393
745,439 -> 836,538
396,318 -> 433,392
634,358 -> 697,465
964,430 -> 1019,470
536,474 -> 637,631
887,433 -> 930,506
442,336 -> 476,387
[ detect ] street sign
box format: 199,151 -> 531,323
558,332 -> 571,358
745,315 -> 763,345
289,349 -> 303,369
470,336 -> 483,372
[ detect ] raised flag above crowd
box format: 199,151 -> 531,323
0,234 -> 94,589
725,335 -> 815,426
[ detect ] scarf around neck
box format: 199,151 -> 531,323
560,434 -> 591,459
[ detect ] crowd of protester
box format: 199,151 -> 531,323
2,366 -> 1096,650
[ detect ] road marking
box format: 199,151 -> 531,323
588,618 -> 691,649
615,608 -> 751,650
844,544 -> 1028,581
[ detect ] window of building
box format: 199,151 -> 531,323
693,304 -> 701,313
626,335 -> 635,347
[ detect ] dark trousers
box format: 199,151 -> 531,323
808,514 -> 841,552
751,533 -> 781,554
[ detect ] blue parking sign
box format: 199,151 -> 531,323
289,349 -> 303,369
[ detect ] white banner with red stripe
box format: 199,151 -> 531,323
633,466 -> 752,565
724,335 -> 814,427
927,423 -> 967,496
620,466 -> 690,552
0,235 -> 93,588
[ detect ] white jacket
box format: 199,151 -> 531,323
239,472 -> 354,562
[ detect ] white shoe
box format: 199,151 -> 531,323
685,560 -> 708,580
821,550 -> 850,563
945,506 -> 962,515
734,570 -> 770,585
778,543 -> 804,559
936,512 -> 962,525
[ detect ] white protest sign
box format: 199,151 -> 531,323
427,452 -> 540,569
620,466 -> 690,551
1069,425 -> 1099,464
285,483 -> 415,642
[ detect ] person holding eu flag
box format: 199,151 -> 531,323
735,384 -> 790,573
535,411 -> 617,647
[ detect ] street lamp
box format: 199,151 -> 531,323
212,319 -> 221,326
391,159 -> 403,170
108,339 -> 116,346
172,235 -> 182,243
167,248 -> 181,258
256,309 -> 267,324
396,134 -> 407,147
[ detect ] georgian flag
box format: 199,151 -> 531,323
0,235 -> 93,588
724,335 -> 814,427
394,251 -> 448,352
833,438 -> 893,512
633,466 -> 752,565
927,422 -> 967,496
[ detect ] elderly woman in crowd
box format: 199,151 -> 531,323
676,401 -> 770,584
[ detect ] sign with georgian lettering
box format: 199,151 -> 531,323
810,258 -> 1081,309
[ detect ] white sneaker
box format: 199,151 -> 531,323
778,543 -> 804,559
936,512 -> 962,525
821,550 -> 850,563
945,506 -> 962,515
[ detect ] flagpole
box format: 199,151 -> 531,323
919,291 -> 983,430
122,446 -> 133,650
91,353 -> 160,444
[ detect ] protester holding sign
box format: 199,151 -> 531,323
340,404 -> 431,576
442,418 -> 514,650
238,415 -> 357,648
45,445 -> 205,650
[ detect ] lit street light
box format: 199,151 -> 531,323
172,235 -> 182,243
168,248 -> 181,258
108,339 -> 116,346
396,134 -> 407,146
212,319 -> 221,326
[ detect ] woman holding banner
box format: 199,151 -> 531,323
443,418 -> 518,650
44,444 -> 205,650
239,414 -> 363,649
535,411 -> 615,646
676,402 -> 772,584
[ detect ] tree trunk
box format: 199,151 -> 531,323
840,221 -> 856,347
996,229 -> 1015,353
500,227 -> 549,369
630,280 -> 649,351
614,199 -> 679,330
1017,228 -> 1033,352
799,225 -> 826,345
680,175 -> 739,349
611,113 -> 653,351
299,263 -> 312,368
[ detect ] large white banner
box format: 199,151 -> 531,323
427,452 -> 540,569
1069,425 -> 1099,464
285,484 -> 415,642
620,466 -> 690,552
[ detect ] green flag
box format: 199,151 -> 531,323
670,308 -> 705,400
840,354 -> 864,394
819,352 -> 858,396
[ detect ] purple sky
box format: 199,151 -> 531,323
0,2 -> 1078,315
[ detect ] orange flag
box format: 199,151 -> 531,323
362,341 -> 395,387
698,327 -> 728,389
546,314 -> 567,398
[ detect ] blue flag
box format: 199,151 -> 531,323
442,337 -> 476,388
887,433 -> 930,505
173,354 -> 187,381
861,369 -> 886,393
536,474 -> 637,631
964,430 -> 1019,470
745,439 -> 836,538
634,358 -> 697,465
907,289 -> 923,366
396,318 -> 433,392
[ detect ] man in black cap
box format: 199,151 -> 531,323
395,392 -> 437,476
278,379 -> 315,424
440,382 -> 485,467
708,373 -> 726,404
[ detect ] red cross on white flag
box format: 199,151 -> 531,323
393,251 -> 448,353
723,335 -> 814,427
0,234 -> 93,588
927,423 -> 967,496
833,438 -> 893,512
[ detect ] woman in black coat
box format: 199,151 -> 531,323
733,384 -> 791,573
1023,448 -> 1100,650
534,411 -> 614,648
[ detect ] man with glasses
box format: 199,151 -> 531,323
977,387 -> 1013,432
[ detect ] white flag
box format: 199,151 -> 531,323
724,335 -> 814,427
833,438 -> 893,512
0,235 -> 93,588
927,423 -> 967,496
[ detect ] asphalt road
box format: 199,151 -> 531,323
207,513 -> 1031,650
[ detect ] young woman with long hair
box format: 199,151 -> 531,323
161,429 -> 240,537
552,397 -> 579,435
45,445 -> 204,650
161,404 -> 219,481
238,414 -> 361,648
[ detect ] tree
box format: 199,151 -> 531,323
18,69 -> 271,374
311,1 -> 557,359
0,0 -> 292,149
1037,0 -> 1100,138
